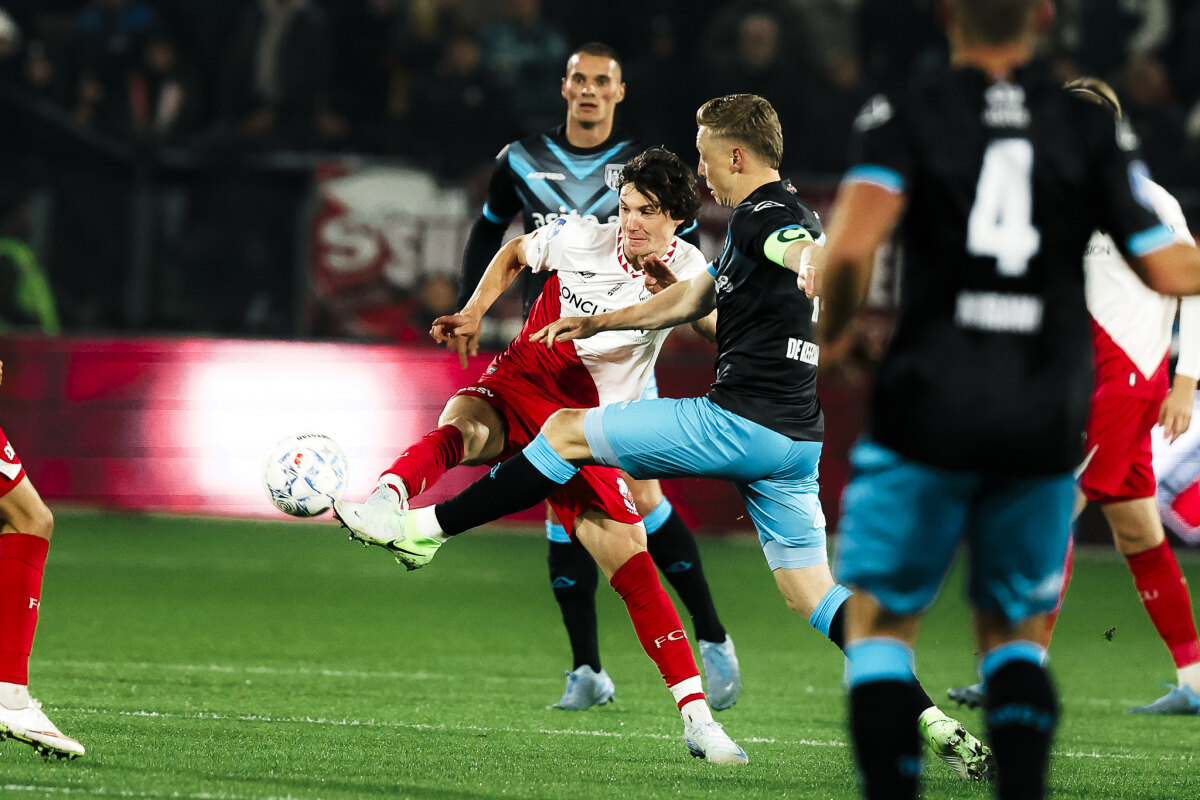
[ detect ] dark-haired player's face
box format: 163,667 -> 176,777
696,126 -> 737,207
618,184 -> 682,261
562,53 -> 625,128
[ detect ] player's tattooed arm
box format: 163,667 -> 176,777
433,233 -> 534,367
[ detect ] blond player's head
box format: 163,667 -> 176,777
695,94 -> 783,170
944,0 -> 1047,46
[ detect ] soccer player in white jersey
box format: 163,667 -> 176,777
949,78 -> 1200,716
334,148 -> 747,765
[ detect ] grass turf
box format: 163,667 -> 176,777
2,510 -> 1198,799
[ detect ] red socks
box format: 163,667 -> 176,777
382,425 -> 465,498
0,533 -> 49,684
1126,539 -> 1200,668
1042,536 -> 1075,648
609,551 -> 702,707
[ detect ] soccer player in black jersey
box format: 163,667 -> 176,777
453,42 -> 737,713
817,2 -> 1200,799
345,93 -> 992,780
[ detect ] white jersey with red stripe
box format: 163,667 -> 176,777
1084,175 -> 1200,385
499,216 -> 705,408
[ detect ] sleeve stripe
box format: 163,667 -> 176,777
1127,224 -> 1176,257
482,203 -> 513,225
679,220 -> 699,236
707,263 -> 719,277
842,164 -> 905,194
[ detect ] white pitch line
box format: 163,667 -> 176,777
2,787 -> 308,800
41,660 -> 550,686
55,707 -> 1197,764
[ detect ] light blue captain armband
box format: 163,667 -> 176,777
842,164 -> 905,194
763,225 -> 815,268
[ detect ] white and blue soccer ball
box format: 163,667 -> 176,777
263,433 -> 348,517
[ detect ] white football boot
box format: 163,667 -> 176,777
0,687 -> 85,759
683,719 -> 748,765
333,483 -> 443,570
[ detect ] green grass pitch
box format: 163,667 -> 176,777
3,510 -> 1198,799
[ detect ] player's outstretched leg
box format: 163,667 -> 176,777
0,529 -> 84,759
546,526 -> 612,710
641,495 -> 739,710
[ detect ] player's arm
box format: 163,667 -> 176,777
818,181 -> 905,346
1126,244 -> 1200,297
435,233 -> 534,366
1160,294 -> 1200,441
642,254 -> 718,341
532,267 -> 717,346
457,152 -> 520,307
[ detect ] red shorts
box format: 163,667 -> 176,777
0,426 -> 26,500
1079,390 -> 1160,504
454,370 -> 641,537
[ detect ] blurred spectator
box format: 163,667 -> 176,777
216,0 -> 347,150
20,41 -> 64,104
1118,54 -> 1187,183
405,28 -> 512,179
622,15 -> 701,161
0,195 -> 59,334
479,0 -> 567,134
1065,0 -> 1171,82
126,26 -> 198,144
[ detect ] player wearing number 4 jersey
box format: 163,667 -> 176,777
948,78 -> 1200,718
335,148 -> 748,766
0,360 -> 84,759
817,1 -> 1200,798
338,93 -> 992,781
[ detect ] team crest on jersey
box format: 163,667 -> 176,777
604,163 -> 623,191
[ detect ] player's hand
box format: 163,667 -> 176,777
642,253 -> 679,295
530,316 -> 597,346
431,311 -> 481,369
0,359 -> 5,387
797,243 -> 823,298
1160,384 -> 1196,443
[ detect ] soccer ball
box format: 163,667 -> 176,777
263,433 -> 348,517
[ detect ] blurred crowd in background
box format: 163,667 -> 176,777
0,0 -> 1196,341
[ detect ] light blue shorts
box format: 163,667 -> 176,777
834,439 -> 1075,622
584,396 -> 827,569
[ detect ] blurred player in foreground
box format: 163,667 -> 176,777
0,360 -> 84,759
458,41 -> 738,712
335,148 -> 748,765
948,77 -> 1200,717
337,93 -> 992,781
816,1 -> 1200,797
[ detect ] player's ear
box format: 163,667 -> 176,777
614,81 -> 626,104
561,76 -> 569,101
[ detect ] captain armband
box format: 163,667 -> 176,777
763,226 -> 815,268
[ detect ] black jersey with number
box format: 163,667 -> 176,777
706,180 -> 825,441
466,126 -> 647,313
847,62 -> 1170,474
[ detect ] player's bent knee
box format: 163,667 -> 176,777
629,478 -> 664,512
542,409 -> 593,462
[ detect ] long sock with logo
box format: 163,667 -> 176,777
982,642 -> 1057,800
609,551 -> 702,707
847,639 -> 925,800
1126,539 -> 1200,669
379,425 -> 465,500
644,499 -> 726,643
0,533 -> 49,685
435,436 -> 572,535
548,538 -> 602,671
